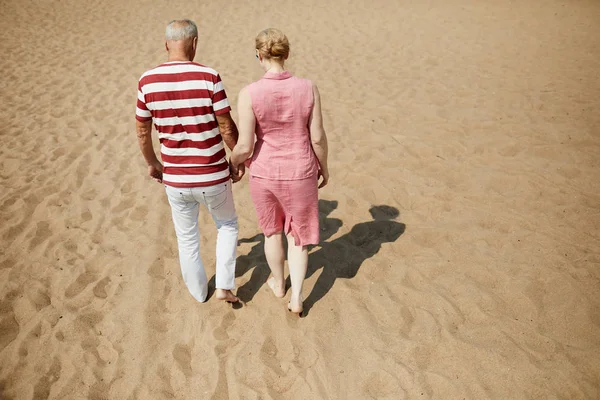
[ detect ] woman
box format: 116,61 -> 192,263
230,28 -> 329,315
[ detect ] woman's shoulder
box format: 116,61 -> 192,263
244,80 -> 258,90
240,81 -> 258,97
242,79 -> 266,96
291,75 -> 313,84
290,76 -> 315,94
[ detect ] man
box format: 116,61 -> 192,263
135,19 -> 244,303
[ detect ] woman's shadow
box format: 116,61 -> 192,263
233,201 -> 405,315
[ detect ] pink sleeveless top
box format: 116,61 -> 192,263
247,71 -> 319,180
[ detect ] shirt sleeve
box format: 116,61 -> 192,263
136,81 -> 153,122
212,74 -> 231,116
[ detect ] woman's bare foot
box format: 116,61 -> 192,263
288,295 -> 303,315
267,277 -> 286,298
215,289 -> 239,303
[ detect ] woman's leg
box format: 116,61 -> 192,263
250,176 -> 286,298
264,233 -> 286,297
287,234 -> 308,312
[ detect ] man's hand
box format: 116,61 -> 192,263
318,168 -> 329,189
136,119 -> 163,184
148,161 -> 163,183
230,162 -> 245,183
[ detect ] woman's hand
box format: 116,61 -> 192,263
318,168 -> 329,189
230,162 -> 245,183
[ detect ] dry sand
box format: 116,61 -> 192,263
1,0 -> 600,398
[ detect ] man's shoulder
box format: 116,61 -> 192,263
138,62 -> 220,83
190,62 -> 220,77
139,62 -> 169,77
138,63 -> 165,84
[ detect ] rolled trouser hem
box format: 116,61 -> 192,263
190,292 -> 208,303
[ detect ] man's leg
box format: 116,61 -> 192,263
202,181 -> 239,302
165,186 -> 208,302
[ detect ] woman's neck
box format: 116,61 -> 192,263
264,60 -> 285,73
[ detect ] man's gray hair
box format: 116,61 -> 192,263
165,19 -> 198,41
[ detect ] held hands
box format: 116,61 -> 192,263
318,168 -> 329,189
230,162 -> 246,183
148,161 -> 163,183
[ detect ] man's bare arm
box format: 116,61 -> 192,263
215,112 -> 239,151
136,120 -> 163,183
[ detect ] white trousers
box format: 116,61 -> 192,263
165,181 -> 238,302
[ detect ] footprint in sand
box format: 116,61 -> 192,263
73,310 -> 103,334
172,344 -> 193,378
28,221 -> 52,250
119,177 -> 135,195
93,277 -> 111,299
147,258 -> 165,280
111,197 -> 135,214
0,291 -> 20,352
212,311 -> 235,342
80,188 -> 98,202
210,311 -> 237,399
81,210 -> 92,223
65,271 -> 98,299
50,147 -> 67,162
130,205 -> 149,222
364,370 -> 402,399
260,337 -> 284,377
26,284 -> 51,311
0,194 -> 18,209
18,322 -> 42,361
32,356 -> 61,400
157,364 -> 176,397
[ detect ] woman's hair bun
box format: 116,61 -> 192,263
256,28 -> 290,60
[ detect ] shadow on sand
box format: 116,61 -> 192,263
227,200 -> 405,315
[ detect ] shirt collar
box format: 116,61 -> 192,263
263,70 -> 292,80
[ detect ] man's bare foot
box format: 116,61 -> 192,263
215,289 -> 239,303
267,277 -> 286,298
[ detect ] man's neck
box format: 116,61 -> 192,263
168,57 -> 192,62
168,52 -> 192,62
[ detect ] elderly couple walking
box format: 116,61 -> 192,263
135,20 -> 329,315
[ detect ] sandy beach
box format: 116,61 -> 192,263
1,0 -> 599,398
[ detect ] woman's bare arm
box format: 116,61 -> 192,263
309,83 -> 329,188
230,87 -> 255,169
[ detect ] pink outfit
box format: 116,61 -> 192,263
247,71 -> 320,246
249,176 -> 319,245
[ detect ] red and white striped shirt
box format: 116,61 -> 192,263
136,61 -> 231,188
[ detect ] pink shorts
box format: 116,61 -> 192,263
249,175 -> 320,246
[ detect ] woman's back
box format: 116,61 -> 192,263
248,71 -> 319,180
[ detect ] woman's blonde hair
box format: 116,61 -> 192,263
255,28 -> 290,60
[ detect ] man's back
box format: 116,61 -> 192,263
136,61 -> 232,188
134,19 -> 241,304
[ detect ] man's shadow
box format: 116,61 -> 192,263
232,201 -> 405,314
